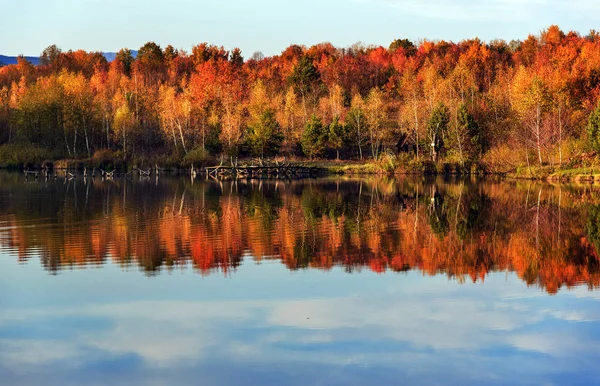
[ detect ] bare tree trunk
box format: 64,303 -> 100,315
64,131 -> 72,157
178,121 -> 187,154
106,113 -> 111,149
455,107 -> 464,166
134,75 -> 139,120
173,110 -> 187,154
558,106 -> 563,167
301,90 -> 307,124
73,126 -> 78,158
356,115 -> 363,160
431,131 -> 437,162
83,115 -> 91,157
526,147 -> 531,175
171,122 -> 177,150
413,98 -> 420,161
536,104 -> 543,165
370,129 -> 376,160
202,121 -> 206,152
61,113 -> 72,157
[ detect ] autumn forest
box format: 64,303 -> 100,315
2,25 -> 600,173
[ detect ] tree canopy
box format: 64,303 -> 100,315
0,25 -> 600,169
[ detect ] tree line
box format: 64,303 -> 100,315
1,25 -> 600,169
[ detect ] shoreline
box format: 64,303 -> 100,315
2,157 -> 599,184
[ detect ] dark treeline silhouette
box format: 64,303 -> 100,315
2,26 -> 600,171
0,174 -> 599,294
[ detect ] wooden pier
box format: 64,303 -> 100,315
20,159 -> 324,182
204,160 -> 321,180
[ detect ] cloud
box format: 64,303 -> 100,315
1,287 -> 599,373
0,339 -> 83,368
2,274 -> 600,386
510,332 -> 600,356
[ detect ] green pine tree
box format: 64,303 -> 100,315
302,115 -> 328,159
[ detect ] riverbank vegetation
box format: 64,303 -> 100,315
1,25 -> 600,176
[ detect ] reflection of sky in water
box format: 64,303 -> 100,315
2,252 -> 600,385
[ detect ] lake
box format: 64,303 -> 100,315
1,172 -> 600,385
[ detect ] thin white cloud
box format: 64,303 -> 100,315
0,339 -> 83,368
511,332 -> 600,356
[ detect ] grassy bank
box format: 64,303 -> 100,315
302,157 -> 600,183
508,165 -> 600,183
0,144 -> 215,172
298,158 -> 486,176
1,143 -> 599,183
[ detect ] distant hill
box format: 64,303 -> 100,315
0,51 -> 137,67
0,55 -> 40,66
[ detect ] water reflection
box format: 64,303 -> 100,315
3,173 -> 600,385
0,173 -> 599,293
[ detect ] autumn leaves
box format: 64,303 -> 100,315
1,25 -> 600,170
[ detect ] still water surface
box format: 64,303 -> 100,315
1,173 -> 600,385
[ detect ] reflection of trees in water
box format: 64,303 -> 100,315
587,205 -> 600,256
0,174 -> 599,293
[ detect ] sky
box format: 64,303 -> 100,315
1,0 -> 599,57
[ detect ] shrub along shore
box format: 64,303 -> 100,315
1,143 -> 598,183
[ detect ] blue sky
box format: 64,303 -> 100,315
1,0 -> 599,57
